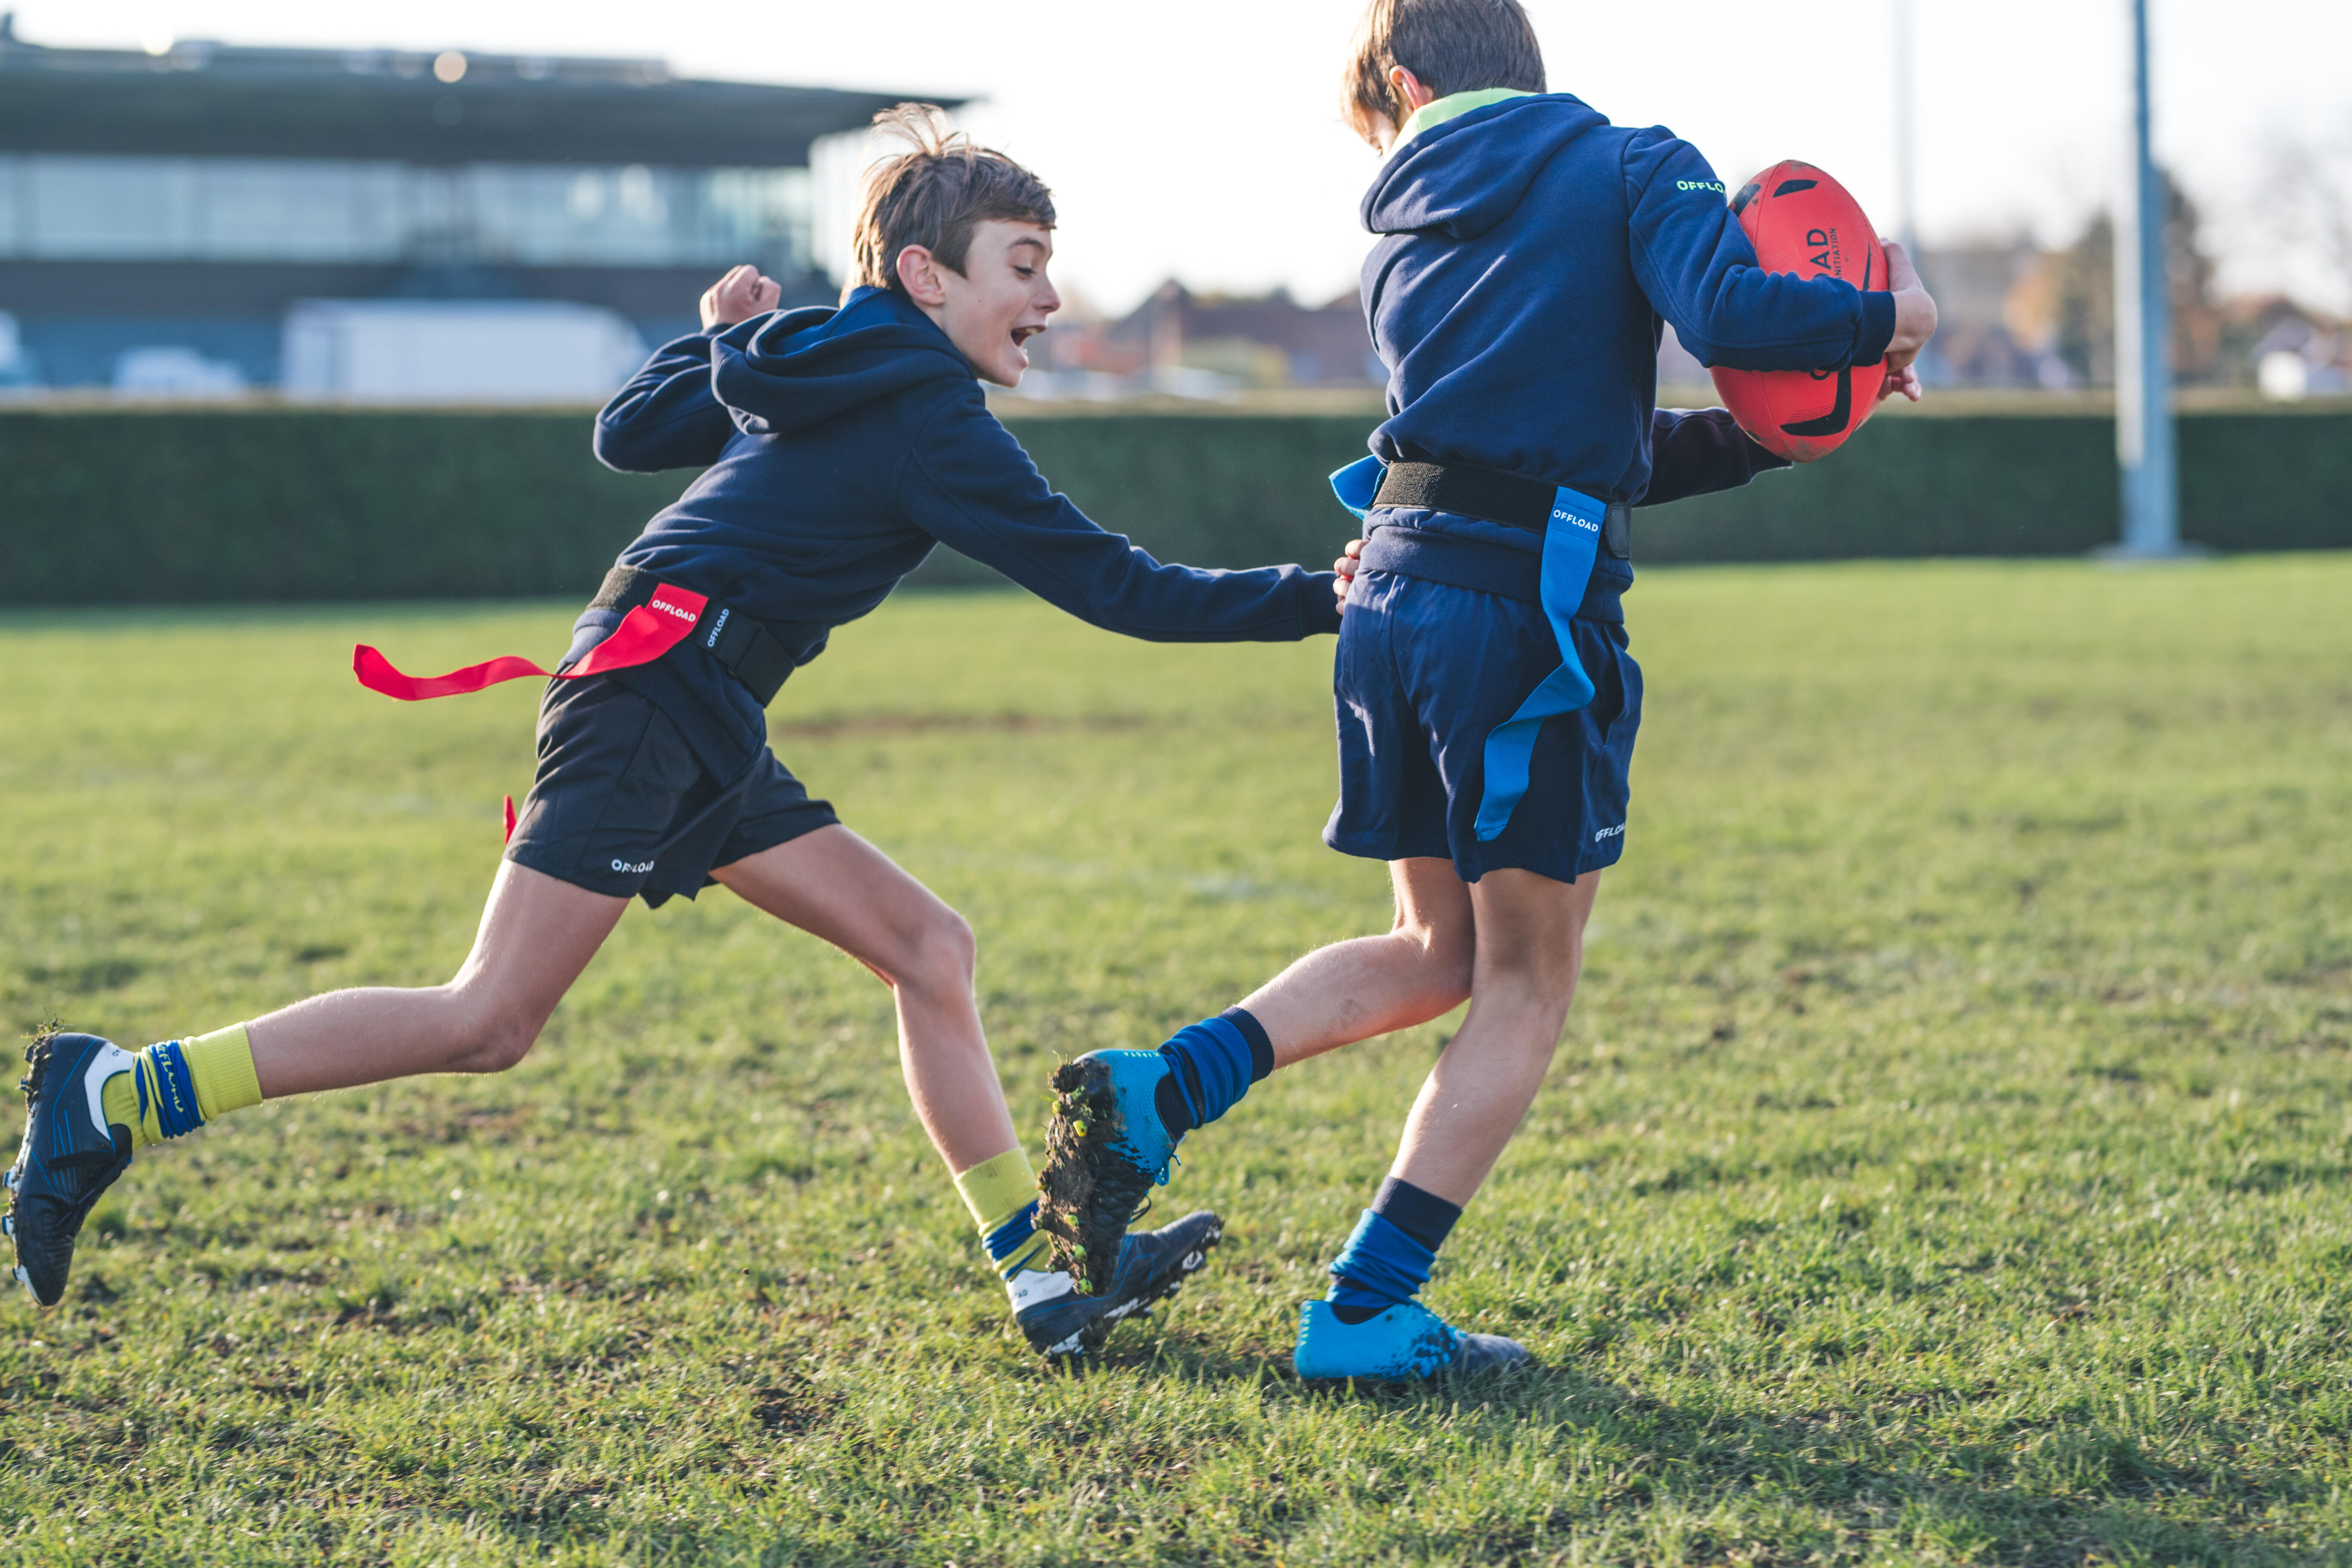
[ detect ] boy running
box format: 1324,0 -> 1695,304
1037,0 -> 1938,1379
7,109 -> 1342,1360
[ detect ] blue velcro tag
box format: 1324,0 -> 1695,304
1473,485 -> 1605,841
1329,455 -> 1385,520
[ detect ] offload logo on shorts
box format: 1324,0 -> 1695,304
611,858 -> 656,874
1593,824 -> 1625,843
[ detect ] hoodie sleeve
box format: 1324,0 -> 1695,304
1636,408 -> 1792,507
593,331 -> 736,474
896,385 -> 1342,642
1622,130 -> 1897,374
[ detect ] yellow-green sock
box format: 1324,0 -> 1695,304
98,1024 -> 265,1150
953,1148 -> 1057,1302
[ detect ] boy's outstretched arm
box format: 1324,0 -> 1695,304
1623,130 -> 1928,375
593,265 -> 784,474
896,383 -> 1343,643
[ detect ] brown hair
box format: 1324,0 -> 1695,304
1341,0 -> 1546,147
848,104 -> 1056,298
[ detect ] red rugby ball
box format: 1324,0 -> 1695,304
1709,161 -> 1888,463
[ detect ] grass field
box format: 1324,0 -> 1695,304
4,557 -> 2351,1566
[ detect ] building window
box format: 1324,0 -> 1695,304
22,156 -> 194,258
199,160 -> 405,261
0,155 -> 812,274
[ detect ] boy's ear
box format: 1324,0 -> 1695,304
896,244 -> 949,307
1387,65 -> 1437,118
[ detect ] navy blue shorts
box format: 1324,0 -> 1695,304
504,675 -> 838,908
1325,569 -> 1641,886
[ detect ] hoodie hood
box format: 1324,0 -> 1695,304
712,286 -> 973,437
1361,93 -> 1610,241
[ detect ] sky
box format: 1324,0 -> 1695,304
22,1 -> 2352,315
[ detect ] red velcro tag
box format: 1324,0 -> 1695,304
353,584 -> 712,702
502,793 -> 518,844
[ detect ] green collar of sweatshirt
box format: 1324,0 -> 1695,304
1395,88 -> 1535,150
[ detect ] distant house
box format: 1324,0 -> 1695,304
1113,282 -> 1384,388
1023,280 -> 1380,399
1918,240 -> 2071,389
2239,299 -> 2349,400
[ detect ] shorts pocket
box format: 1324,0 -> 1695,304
582,704 -> 706,861
1583,625 -> 1641,753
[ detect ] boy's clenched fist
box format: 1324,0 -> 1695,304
700,263 -> 781,329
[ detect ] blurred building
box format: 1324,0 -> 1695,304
0,16 -> 943,399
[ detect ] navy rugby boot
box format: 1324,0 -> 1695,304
6,1029 -> 138,1307
1292,1299 -> 1532,1383
1038,1051 -> 1186,1296
1017,1210 -> 1222,1361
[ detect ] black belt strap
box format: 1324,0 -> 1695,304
1373,460 -> 1632,560
591,566 -> 796,705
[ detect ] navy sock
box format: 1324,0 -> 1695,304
1369,1176 -> 1462,1251
1153,1007 -> 1275,1136
1328,1176 -> 1463,1324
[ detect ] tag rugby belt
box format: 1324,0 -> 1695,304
1367,461 -> 1632,562
1330,454 -> 1629,843
353,566 -> 796,706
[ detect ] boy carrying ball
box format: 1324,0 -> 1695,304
7,109 -> 1342,1361
1037,0 -> 1938,1380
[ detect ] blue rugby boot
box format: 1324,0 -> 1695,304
6,1029 -> 138,1307
1038,1051 -> 1186,1295
1016,1210 -> 1223,1360
1292,1299 -> 1532,1383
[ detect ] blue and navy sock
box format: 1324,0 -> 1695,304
1327,1176 -> 1464,1324
1153,1007 -> 1274,1136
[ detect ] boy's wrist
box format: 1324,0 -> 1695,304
1885,288 -> 1938,369
1854,290 -> 1898,369
1306,572 -> 1345,635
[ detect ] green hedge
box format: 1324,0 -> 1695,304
1647,408 -> 2352,560
1,403 -> 2345,605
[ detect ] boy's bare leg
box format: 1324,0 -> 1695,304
249,826 -> 1011,1169
1285,867 -> 1596,1377
1387,866 -> 1599,1204
710,825 -> 1015,1172
718,826 -> 1222,1353
1236,857 -> 1477,1068
249,861 -> 628,1096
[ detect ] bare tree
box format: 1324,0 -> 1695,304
2046,172 -> 2224,386
2258,127 -> 2352,317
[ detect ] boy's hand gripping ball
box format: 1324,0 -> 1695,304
1709,162 -> 1888,463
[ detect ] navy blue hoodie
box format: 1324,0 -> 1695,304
582,285 -> 1341,772
1358,94 -> 1898,608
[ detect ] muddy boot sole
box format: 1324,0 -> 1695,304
1037,1057 -> 1159,1297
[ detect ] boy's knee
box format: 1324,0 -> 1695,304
481,1016 -> 544,1073
1395,916 -> 1475,1012
441,991 -> 544,1074
893,907 -> 976,997
1472,961 -> 1581,1020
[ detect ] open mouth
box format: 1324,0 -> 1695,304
1011,325 -> 1045,349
